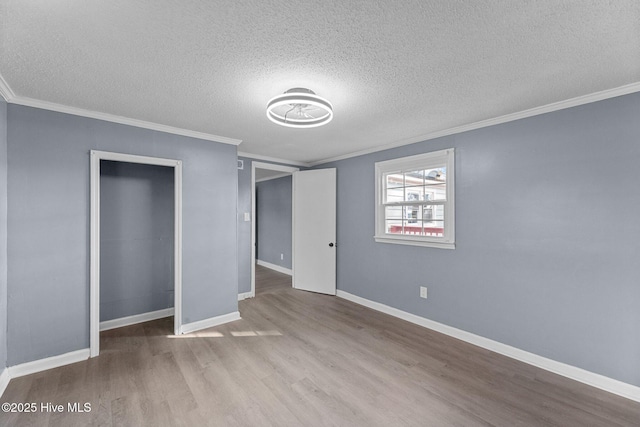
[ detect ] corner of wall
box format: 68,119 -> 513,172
0,97 -> 8,383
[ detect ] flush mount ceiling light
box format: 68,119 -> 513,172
266,88 -> 333,128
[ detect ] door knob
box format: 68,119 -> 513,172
329,243 -> 334,247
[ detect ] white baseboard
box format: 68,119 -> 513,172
336,290 -> 640,403
0,368 -> 10,398
238,292 -> 254,301
180,311 -> 241,335
257,259 -> 292,276
100,308 -> 174,331
8,349 -> 90,380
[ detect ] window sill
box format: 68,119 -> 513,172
374,235 -> 455,250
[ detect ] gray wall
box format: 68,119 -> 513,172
0,99 -> 7,370
7,105 -> 238,365
237,157 -> 252,294
256,175 -> 292,269
100,161 -> 174,322
318,92 -> 640,387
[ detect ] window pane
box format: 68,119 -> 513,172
404,205 -> 420,223
423,204 -> 444,236
403,170 -> 424,186
423,204 -> 445,221
404,186 -> 424,202
423,221 -> 444,237
424,167 -> 446,182
425,167 -> 446,201
386,207 -> 423,235
385,206 -> 403,219
422,205 -> 434,221
384,219 -> 445,237
385,168 -> 447,204
385,173 -> 404,188
424,184 -> 445,201
385,220 -> 403,234
403,220 -> 422,235
385,186 -> 404,203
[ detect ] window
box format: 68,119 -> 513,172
375,148 -> 455,249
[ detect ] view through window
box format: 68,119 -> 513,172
375,149 -> 455,249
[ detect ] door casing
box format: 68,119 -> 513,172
249,161 -> 299,298
89,150 -> 183,357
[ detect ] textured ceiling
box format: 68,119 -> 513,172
1,1 -> 639,164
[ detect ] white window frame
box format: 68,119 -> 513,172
374,148 -> 455,249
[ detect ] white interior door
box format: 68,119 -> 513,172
293,168 -> 336,295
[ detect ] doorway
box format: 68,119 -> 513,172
250,162 -> 299,297
90,150 -> 183,357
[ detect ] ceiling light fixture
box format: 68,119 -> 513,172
266,88 -> 333,128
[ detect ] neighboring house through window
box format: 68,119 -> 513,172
374,148 -> 455,249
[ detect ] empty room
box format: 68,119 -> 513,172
1,1 -> 639,426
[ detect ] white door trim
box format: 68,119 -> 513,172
90,150 -> 183,357
250,161 -> 299,298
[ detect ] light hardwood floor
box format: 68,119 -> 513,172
1,265 -> 639,426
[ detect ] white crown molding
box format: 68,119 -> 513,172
0,73 -> 15,102
0,368 -> 10,398
257,259 -> 292,276
13,96 -> 242,145
179,311 -> 241,335
100,308 -> 175,332
337,290 -> 640,403
310,81 -> 640,166
238,151 -> 310,168
4,68 -> 639,164
8,349 -> 90,379
0,72 -> 242,145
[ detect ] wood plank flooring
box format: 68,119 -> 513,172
1,264 -> 639,426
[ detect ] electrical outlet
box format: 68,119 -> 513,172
243,212 -> 250,222
420,286 -> 428,299
280,253 -> 284,260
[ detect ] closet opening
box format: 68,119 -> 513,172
90,151 -> 183,357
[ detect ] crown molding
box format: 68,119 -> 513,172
310,81 -> 640,166
4,69 -> 639,161
0,73 -> 15,102
238,151 -> 310,168
0,72 -> 241,145
13,96 -> 242,145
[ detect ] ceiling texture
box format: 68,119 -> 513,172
1,1 -> 639,165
